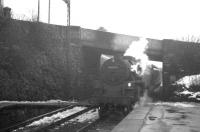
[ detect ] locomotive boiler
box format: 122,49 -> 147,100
93,55 -> 144,117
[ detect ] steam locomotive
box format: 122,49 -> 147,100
92,54 -> 162,118
93,55 -> 144,117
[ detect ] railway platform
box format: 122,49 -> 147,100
111,102 -> 200,132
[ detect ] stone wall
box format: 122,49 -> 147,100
0,19 -> 72,100
0,19 -> 109,101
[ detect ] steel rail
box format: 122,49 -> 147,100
76,118 -> 100,132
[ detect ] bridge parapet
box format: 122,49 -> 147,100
69,26 -> 163,60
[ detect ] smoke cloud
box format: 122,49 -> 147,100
124,38 -> 153,106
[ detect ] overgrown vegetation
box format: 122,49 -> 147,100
11,9 -> 38,22
166,83 -> 200,102
179,35 -> 200,43
167,36 -> 200,102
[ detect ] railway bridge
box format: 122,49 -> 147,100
69,26 -> 200,98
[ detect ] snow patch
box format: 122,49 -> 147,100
176,74 -> 200,88
155,102 -> 196,107
179,90 -> 193,95
175,89 -> 200,101
27,106 -> 86,127
69,109 -> 98,123
0,100 -> 77,104
52,109 -> 98,130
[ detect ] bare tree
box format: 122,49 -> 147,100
177,36 -> 200,87
12,9 -> 38,22
178,35 -> 200,43
97,27 -> 107,32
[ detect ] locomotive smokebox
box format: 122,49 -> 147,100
100,56 -> 132,86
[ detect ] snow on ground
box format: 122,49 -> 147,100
188,92 -> 200,100
0,99 -> 77,104
69,109 -> 98,123
154,102 -> 196,107
176,74 -> 200,88
177,90 -> 200,100
27,106 -> 86,127
174,87 -> 200,101
52,109 -> 99,131
172,74 -> 200,101
12,106 -> 88,132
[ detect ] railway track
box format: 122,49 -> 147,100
65,108 -> 124,132
1,104 -> 124,132
74,112 -> 123,132
0,105 -> 75,132
75,118 -> 100,132
49,108 -> 99,132
0,105 -> 98,132
48,107 -> 125,132
32,106 -> 97,132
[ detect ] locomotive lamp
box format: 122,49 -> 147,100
128,83 -> 131,87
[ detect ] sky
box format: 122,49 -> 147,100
4,0 -> 200,40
